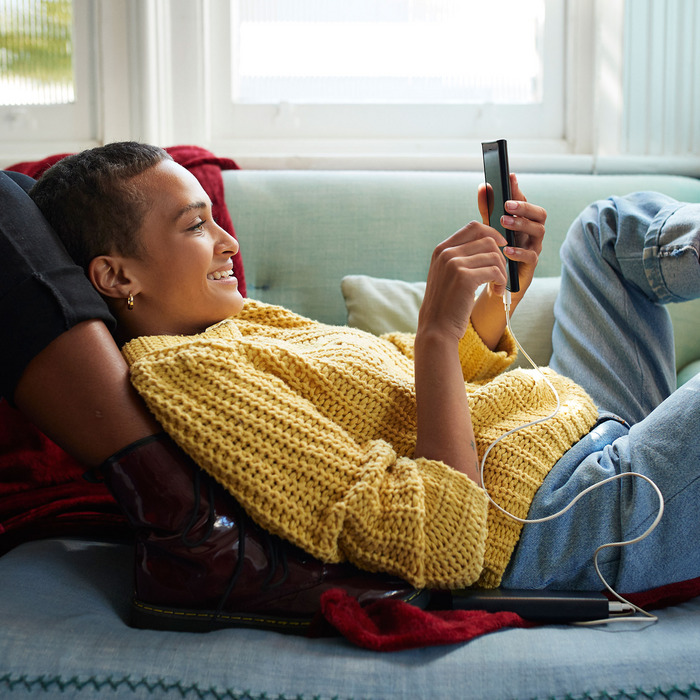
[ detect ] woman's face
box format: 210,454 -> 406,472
111,159 -> 244,337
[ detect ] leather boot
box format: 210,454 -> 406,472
97,433 -> 428,633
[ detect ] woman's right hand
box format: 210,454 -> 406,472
417,221 -> 508,344
413,221 -> 508,485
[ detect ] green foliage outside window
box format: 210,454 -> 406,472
0,0 -> 74,104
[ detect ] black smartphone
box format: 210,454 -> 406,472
482,139 -> 519,293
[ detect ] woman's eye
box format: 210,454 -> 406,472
189,220 -> 206,233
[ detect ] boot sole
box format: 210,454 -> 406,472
131,588 -> 430,634
131,598 -> 315,633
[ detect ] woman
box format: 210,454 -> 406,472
4,142 -> 700,632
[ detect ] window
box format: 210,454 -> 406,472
206,0 -> 566,164
0,0 -> 74,105
3,0 -> 693,173
0,0 -> 97,155
234,2 -> 545,106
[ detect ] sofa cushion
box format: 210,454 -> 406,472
3,537 -> 700,699
678,360 -> 700,387
342,274 -> 559,368
341,275 -> 427,335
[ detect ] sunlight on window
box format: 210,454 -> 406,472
234,0 -> 544,104
0,0 -> 74,106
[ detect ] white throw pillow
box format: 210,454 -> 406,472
341,274 -> 560,368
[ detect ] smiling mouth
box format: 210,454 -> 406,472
207,269 -> 235,281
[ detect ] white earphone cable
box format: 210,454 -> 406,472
477,291 -> 664,625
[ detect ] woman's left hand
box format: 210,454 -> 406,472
477,173 -> 547,304
470,174 -> 547,350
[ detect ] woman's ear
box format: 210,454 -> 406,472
88,255 -> 141,300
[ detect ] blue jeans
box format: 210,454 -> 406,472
502,192 -> 700,593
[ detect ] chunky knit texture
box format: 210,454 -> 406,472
122,300 -> 598,589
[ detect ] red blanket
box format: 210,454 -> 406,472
320,589 -> 535,651
0,399 -> 127,554
320,576 -> 700,651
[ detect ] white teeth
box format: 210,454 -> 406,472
208,269 -> 234,281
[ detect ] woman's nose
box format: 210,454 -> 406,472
215,222 -> 239,255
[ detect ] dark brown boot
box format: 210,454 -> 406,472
98,433 -> 427,633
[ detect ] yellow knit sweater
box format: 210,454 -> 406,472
122,300 -> 598,590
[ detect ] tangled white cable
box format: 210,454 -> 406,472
477,291 -> 665,625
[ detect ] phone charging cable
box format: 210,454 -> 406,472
477,290 -> 665,625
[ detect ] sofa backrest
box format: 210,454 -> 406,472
223,170 -> 700,370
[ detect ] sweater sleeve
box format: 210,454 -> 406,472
382,323 -> 517,383
124,333 -> 490,590
458,322 -> 516,382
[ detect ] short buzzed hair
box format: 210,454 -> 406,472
30,142 -> 172,271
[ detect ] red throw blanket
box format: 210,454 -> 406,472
0,399 -> 126,554
320,576 -> 700,651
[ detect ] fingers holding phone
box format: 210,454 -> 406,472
499,180 -> 547,301
419,222 -> 509,342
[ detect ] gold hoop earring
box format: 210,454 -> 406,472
126,293 -> 134,310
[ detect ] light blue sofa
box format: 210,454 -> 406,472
2,170 -> 700,699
